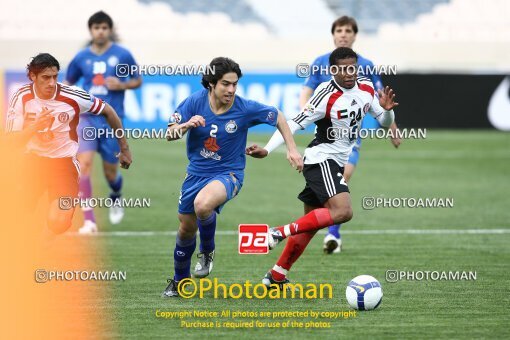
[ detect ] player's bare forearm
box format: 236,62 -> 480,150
166,123 -> 189,141
101,103 -> 132,168
166,115 -> 205,141
276,111 -> 303,172
389,121 -> 398,131
276,111 -> 297,151
299,86 -> 314,109
389,121 -> 401,148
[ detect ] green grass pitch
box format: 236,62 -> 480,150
82,130 -> 509,339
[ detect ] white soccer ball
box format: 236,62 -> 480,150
345,275 -> 383,310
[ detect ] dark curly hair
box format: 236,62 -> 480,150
201,57 -> 242,89
26,53 -> 60,80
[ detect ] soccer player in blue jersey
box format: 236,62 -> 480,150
65,11 -> 142,233
299,16 -> 401,253
162,57 -> 303,297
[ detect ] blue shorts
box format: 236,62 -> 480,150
78,114 -> 120,164
178,172 -> 244,215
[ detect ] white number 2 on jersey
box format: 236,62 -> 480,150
210,124 -> 218,138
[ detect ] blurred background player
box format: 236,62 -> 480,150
299,15 -> 401,254
5,53 -> 132,235
65,11 -> 142,234
162,57 -> 302,297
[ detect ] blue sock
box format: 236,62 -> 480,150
173,235 -> 196,281
198,213 -> 216,253
108,173 -> 123,201
328,224 -> 341,239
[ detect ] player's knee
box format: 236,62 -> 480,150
331,206 -> 353,224
177,223 -> 196,239
47,215 -> 72,234
47,205 -> 74,234
193,198 -> 213,219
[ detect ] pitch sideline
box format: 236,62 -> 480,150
72,229 -> 510,237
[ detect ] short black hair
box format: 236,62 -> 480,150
26,53 -> 60,80
201,57 -> 242,89
329,47 -> 358,66
88,11 -> 113,29
331,16 -> 358,34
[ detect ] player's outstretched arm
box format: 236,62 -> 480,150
388,121 -> 401,148
370,86 -> 398,128
247,112 -> 303,172
246,114 -> 302,158
101,103 -> 132,169
276,111 -> 303,172
166,115 -> 205,141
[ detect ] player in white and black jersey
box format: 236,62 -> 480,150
246,47 -> 398,287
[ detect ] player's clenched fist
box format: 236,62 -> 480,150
117,148 -> 132,169
34,107 -> 55,131
246,144 -> 268,158
185,115 -> 206,129
287,149 -> 304,172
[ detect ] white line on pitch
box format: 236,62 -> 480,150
72,229 -> 510,237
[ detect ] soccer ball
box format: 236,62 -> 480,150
345,275 -> 383,310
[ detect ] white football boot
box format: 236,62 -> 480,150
78,220 -> 98,234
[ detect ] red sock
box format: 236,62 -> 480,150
275,208 -> 333,239
271,231 -> 317,281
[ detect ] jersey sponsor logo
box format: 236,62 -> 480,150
351,99 -> 357,106
90,84 -> 108,96
200,148 -> 221,161
58,112 -> 70,123
201,137 -> 221,160
204,137 -> 220,152
225,120 -> 237,133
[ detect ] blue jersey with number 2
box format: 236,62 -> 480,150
170,88 -> 278,177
